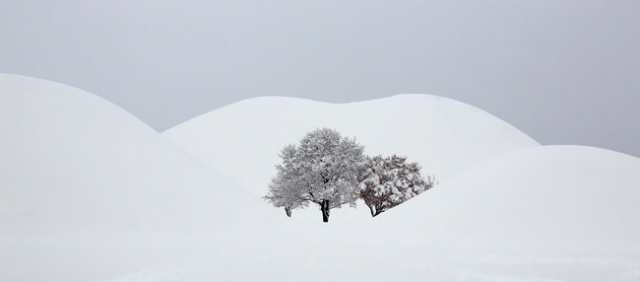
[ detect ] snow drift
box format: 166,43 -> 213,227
163,95 -> 540,197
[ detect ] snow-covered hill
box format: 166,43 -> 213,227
382,145 -> 640,254
163,95 -> 540,197
161,97 -> 640,281
0,74 -> 273,238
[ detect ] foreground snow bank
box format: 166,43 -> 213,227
382,145 -> 640,254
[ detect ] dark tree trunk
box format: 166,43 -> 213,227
373,206 -> 384,217
321,200 -> 330,222
284,207 -> 292,217
367,204 -> 376,217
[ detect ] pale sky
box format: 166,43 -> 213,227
1,0 -> 638,157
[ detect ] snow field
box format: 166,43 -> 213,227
2,74 -> 640,281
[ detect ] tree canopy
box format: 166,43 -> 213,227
264,128 -> 433,222
358,155 -> 434,217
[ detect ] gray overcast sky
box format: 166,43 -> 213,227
1,0 -> 639,157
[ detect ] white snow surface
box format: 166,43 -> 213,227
2,74 -> 640,282
163,95 -> 540,197
0,73 -> 278,238
381,145 -> 640,254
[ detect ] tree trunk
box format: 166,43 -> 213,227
321,200 -> 330,223
373,206 -> 383,217
284,207 -> 292,217
367,204 -> 376,217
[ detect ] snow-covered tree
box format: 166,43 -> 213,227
264,145 -> 307,217
358,155 -> 434,217
264,128 -> 366,222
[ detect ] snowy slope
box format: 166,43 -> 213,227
0,73 -> 274,239
163,95 -> 540,197
381,145 -> 640,254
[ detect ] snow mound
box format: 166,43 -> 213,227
0,74 -> 272,238
382,145 -> 640,254
163,95 -> 540,197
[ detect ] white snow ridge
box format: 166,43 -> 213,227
2,74 -> 640,282
163,95 -> 540,197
